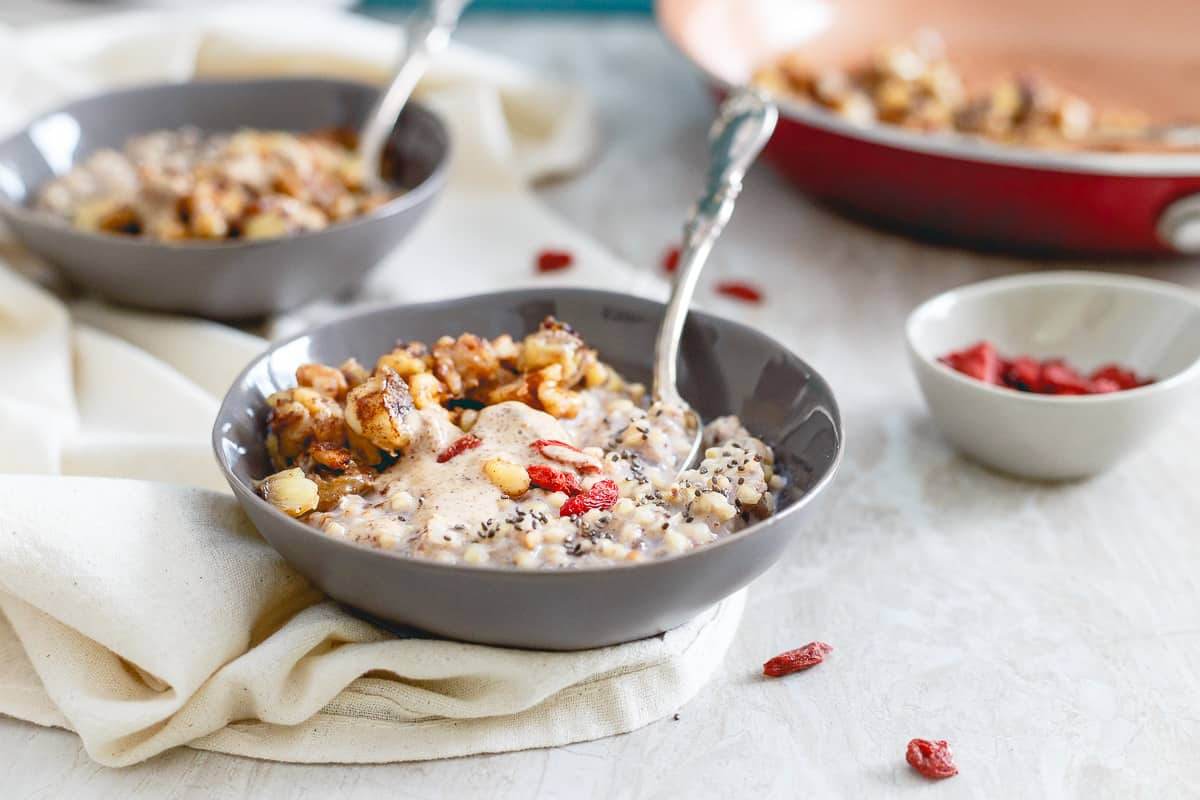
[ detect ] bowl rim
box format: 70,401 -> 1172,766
653,0 -> 1200,178
212,288 -> 845,578
0,76 -> 451,251
905,270 -> 1200,404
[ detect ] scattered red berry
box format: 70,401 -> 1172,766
716,281 -> 763,303
436,434 -> 482,463
906,739 -> 958,780
940,341 -> 1153,395
531,438 -> 603,473
762,641 -> 833,677
662,246 -> 681,273
559,478 -> 619,517
526,464 -> 582,495
536,249 -> 574,272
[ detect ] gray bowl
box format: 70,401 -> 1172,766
213,289 -> 843,649
0,78 -> 449,319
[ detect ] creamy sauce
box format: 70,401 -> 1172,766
309,392 -> 782,568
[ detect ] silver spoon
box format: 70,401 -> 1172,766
359,0 -> 471,191
652,90 -> 778,476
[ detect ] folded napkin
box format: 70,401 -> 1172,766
0,7 -> 742,766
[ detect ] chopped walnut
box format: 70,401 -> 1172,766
433,333 -> 502,397
34,126 -> 400,241
376,342 -> 431,378
296,363 -> 349,401
408,372 -> 447,410
309,442 -> 355,471
339,358 -> 370,390
265,387 -> 346,470
518,317 -> 591,388
753,32 -> 1158,149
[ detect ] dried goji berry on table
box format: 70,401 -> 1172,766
762,641 -> 833,677
716,281 -> 763,303
531,438 -> 603,473
526,464 -> 582,495
437,434 -> 482,463
662,246 -> 680,273
559,478 -> 619,517
536,249 -> 574,272
906,738 -> 958,780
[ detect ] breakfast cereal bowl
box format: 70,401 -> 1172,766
213,289 -> 843,650
0,78 -> 448,319
906,271 -> 1200,480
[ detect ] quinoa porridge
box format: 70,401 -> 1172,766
257,317 -> 784,568
35,127 -> 395,241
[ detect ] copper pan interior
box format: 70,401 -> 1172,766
659,0 -> 1200,123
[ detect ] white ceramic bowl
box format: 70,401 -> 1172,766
906,271 -> 1200,480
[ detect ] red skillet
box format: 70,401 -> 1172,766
656,0 -> 1200,257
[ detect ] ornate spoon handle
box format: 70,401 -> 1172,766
359,0 -> 471,190
652,90 -> 779,407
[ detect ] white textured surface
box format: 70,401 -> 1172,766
3,11 -> 1200,799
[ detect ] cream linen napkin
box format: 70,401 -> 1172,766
0,7 -> 744,766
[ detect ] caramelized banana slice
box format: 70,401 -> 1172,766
344,367 -> 420,452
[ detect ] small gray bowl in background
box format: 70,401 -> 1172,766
213,289 -> 844,650
0,78 -> 449,319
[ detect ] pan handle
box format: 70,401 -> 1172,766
1158,194 -> 1200,253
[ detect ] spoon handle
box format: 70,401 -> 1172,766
360,0 -> 471,189
652,90 -> 779,406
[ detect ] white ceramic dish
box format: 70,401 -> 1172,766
906,271 -> 1200,480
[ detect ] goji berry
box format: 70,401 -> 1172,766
559,478 -> 619,517
531,439 -> 602,473
1040,361 -> 1092,395
715,281 -> 763,303
762,641 -> 833,677
437,434 -> 482,463
1088,377 -> 1121,394
1001,355 -> 1042,392
662,246 -> 680,273
536,249 -> 573,272
906,739 -> 958,780
1090,364 -> 1151,390
940,342 -> 1152,395
939,341 -> 1002,385
527,464 -> 582,495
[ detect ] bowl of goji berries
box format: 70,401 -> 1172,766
906,271 -> 1200,480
